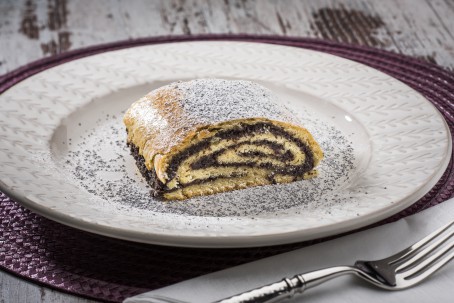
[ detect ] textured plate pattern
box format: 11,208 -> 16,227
0,41 -> 451,247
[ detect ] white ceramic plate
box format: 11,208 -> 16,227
0,42 -> 451,247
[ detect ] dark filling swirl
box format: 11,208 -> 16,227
129,122 -> 315,197
166,122 -> 315,186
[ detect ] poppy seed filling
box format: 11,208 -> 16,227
128,121 -> 316,197
123,79 -> 324,200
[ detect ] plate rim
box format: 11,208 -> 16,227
0,40 -> 451,247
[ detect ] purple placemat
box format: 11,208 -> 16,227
1,35 -> 453,302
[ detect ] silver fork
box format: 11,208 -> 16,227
136,220 -> 453,303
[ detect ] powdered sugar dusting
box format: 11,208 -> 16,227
178,79 -> 299,125
124,79 -> 301,160
61,103 -> 357,218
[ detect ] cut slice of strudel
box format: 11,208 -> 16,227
123,79 -> 323,200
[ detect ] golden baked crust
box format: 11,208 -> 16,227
124,79 -> 323,200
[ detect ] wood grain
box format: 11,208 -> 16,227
1,0 -> 454,75
0,0 -> 453,302
0,270 -> 90,303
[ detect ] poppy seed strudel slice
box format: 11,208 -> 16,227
123,79 -> 323,200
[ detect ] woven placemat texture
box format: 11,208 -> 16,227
1,35 -> 453,302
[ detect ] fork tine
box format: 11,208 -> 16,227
395,229 -> 453,271
400,251 -> 453,287
145,295 -> 188,303
401,241 -> 453,278
388,220 -> 453,265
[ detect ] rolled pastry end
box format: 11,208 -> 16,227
128,118 -> 323,200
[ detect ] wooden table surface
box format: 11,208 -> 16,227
1,0 -> 453,302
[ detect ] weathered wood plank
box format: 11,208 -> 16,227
365,0 -> 454,65
1,0 -> 454,75
0,270 -> 91,303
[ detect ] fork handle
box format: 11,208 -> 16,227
214,266 -> 355,303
